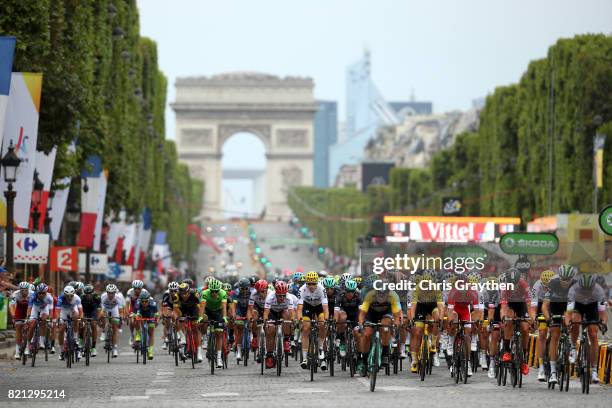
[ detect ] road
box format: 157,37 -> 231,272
1,222 -> 609,406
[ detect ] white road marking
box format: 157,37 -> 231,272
379,386 -> 418,391
287,388 -> 329,394
110,396 -> 150,401
201,392 -> 240,397
156,371 -> 174,376
151,379 -> 171,383
145,389 -> 167,395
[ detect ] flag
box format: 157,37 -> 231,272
114,235 -> 125,264
106,210 -> 126,257
92,170 -> 108,251
77,155 -> 104,248
594,134 -> 605,189
134,208 -> 152,270
49,141 -> 76,240
122,223 -> 137,265
0,37 -> 16,145
30,148 -> 56,231
0,72 -> 43,228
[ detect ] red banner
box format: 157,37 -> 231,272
49,246 -> 78,272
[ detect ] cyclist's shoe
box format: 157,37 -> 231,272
488,363 -> 496,379
569,348 -> 577,364
471,337 -> 478,351
433,353 -> 440,367
479,353 -> 487,368
320,358 -> 327,371
283,340 -> 290,354
49,346 -> 55,355
129,336 -> 133,346
265,354 -> 275,369
100,332 -> 106,342
339,343 -> 347,357
440,334 -> 449,351
162,341 -> 167,350
300,358 -> 309,369
548,371 -> 558,384
411,361 -> 418,373
356,360 -> 365,375
147,346 -> 154,360
91,347 -> 97,357
202,338 -> 208,350
24,346 -> 30,356
537,365 -> 546,382
400,347 -> 407,359
112,346 -> 118,358
14,350 -> 20,359
251,336 -> 258,350
381,355 -> 389,367
197,349 -> 203,363
77,350 -> 82,360
468,363 -> 473,377
59,352 -> 64,361
216,355 -> 223,368
446,342 -> 454,356
236,348 -> 242,361
520,363 -> 529,375
318,348 -> 325,360
502,352 -> 512,362
591,370 -> 599,384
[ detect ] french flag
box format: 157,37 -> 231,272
77,156 -> 103,248
134,208 -> 152,270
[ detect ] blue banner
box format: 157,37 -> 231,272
0,36 -> 16,96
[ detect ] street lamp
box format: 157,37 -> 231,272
44,190 -> 55,235
31,170 -> 44,232
1,141 -> 22,273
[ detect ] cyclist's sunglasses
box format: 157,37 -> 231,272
210,289 -> 219,293
307,282 -> 317,286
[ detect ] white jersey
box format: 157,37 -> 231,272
298,283 -> 328,306
249,290 -> 271,309
567,284 -> 606,312
100,292 -> 126,310
287,293 -> 298,310
264,292 -> 294,313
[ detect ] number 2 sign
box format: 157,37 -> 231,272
50,247 -> 78,272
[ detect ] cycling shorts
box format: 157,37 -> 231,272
573,302 -> 599,322
507,302 -> 529,319
29,304 -> 51,319
414,302 -> 438,321
303,303 -> 324,321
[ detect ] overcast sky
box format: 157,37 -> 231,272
138,0 -> 612,139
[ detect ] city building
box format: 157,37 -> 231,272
313,100 -> 337,188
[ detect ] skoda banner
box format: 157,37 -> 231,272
499,232 -> 559,255
599,205 -> 612,236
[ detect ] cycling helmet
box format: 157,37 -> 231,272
239,278 -> 251,289
292,272 -> 304,283
578,274 -> 596,289
29,284 -> 36,292
254,280 -> 269,292
132,280 -> 144,289
467,273 -> 480,284
274,281 -> 289,295
319,270 -> 328,278
249,275 -> 258,286
168,281 -> 179,291
354,276 -> 363,284
540,270 -> 555,286
68,281 -> 77,289
223,283 -> 232,292
208,279 -> 222,291
19,281 -> 30,290
178,283 -> 189,293
505,268 -> 521,284
140,289 -> 150,297
305,271 -> 319,284
323,276 -> 336,289
364,274 -> 377,289
421,270 -> 434,282
139,291 -> 151,300
558,264 -> 576,281
83,284 -> 94,295
63,286 -> 75,296
75,281 -> 84,291
345,279 -> 358,292
105,284 -> 118,293
486,275 -> 498,284
35,283 -> 48,293
182,278 -> 194,288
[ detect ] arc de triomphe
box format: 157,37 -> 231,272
171,72 -> 317,220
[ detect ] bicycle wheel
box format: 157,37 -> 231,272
580,340 -> 590,394
276,332 -> 283,376
259,334 -> 265,376
309,332 -> 316,381
563,350 -> 570,392
328,331 -> 335,377
209,331 -> 215,374
143,330 -> 148,365
369,339 -> 379,392
44,334 -> 48,362
419,338 -> 427,381
453,338 -> 461,384
243,335 -> 249,367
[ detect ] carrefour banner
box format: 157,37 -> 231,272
0,73 -> 43,228
0,37 -> 16,144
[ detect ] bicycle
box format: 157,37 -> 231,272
178,317 -> 198,369
305,318 -> 320,382
135,317 -> 157,365
13,319 -> 28,366
82,318 -> 96,367
363,322 -> 393,392
266,319 -> 291,376
255,319 -> 266,375
326,319 -> 337,377
500,317 -> 530,389
234,316 -> 250,366
416,320 -> 439,381
62,316 -> 79,368
165,316 -> 180,366
100,312 -> 115,364
341,320 -> 358,377
27,318 -> 46,367
550,316 -> 571,392
575,320 -> 605,394
206,319 -> 225,375
449,320 -> 473,385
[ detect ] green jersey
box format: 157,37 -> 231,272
200,288 -> 227,311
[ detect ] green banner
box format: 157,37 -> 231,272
499,232 -> 559,255
598,205 -> 612,236
442,245 -> 488,261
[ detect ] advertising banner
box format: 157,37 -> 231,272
0,73 -> 43,228
32,147 -> 57,231
5,232 -> 50,264
78,252 -> 109,275
49,246 -> 78,272
0,36 -> 16,147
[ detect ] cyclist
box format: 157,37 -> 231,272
500,267 -> 533,377
408,270 -> 444,373
354,276 -> 363,290
9,282 -> 32,359
262,280 -> 294,369
322,276 -> 338,314
99,284 -> 126,358
334,279 -> 361,358
247,279 -> 270,358
484,275 -> 503,379
531,269 -> 555,381
446,273 -> 480,376
126,280 -> 145,346
161,281 -> 179,350
357,283 -> 401,374
171,282 -> 203,362
229,278 -> 252,362
290,272 -> 304,297
566,273 -> 608,384
542,264 -> 576,384
134,291 -> 160,360
56,286 -> 83,361
200,279 -> 228,368
297,271 -> 329,370
26,283 -> 53,356
79,284 -> 101,357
